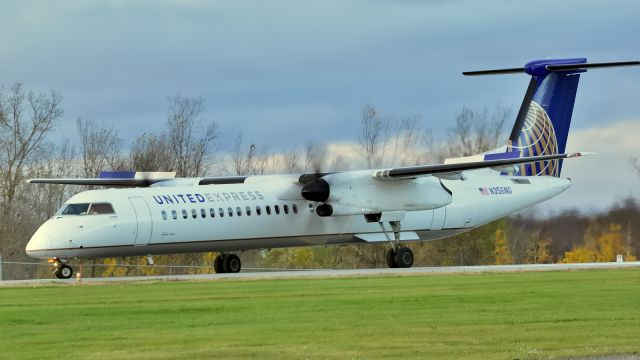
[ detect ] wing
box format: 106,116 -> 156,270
27,171 -> 247,187
27,178 -> 163,187
372,152 -> 593,180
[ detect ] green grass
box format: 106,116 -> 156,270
1,270 -> 639,359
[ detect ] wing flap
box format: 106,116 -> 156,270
354,232 -> 420,242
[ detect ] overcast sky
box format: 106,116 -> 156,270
1,0 -> 639,212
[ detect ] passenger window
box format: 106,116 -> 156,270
283,205 -> 289,214
192,209 -> 197,219
219,208 -> 224,218
172,210 -> 178,220
182,209 -> 188,219
292,204 -> 298,214
228,207 -> 233,217
201,209 -> 206,218
161,210 -> 167,220
236,207 -> 242,216
246,206 -> 251,216
266,205 -> 271,215
275,205 -> 280,215
210,208 -> 216,218
256,206 -> 261,216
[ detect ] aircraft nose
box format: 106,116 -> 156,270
26,223 -> 51,258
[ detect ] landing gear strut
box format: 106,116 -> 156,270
213,253 -> 242,273
52,259 -> 73,279
379,221 -> 414,268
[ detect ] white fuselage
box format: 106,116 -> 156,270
26,170 -> 570,259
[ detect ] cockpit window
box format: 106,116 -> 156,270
60,203 -> 115,215
89,203 -> 115,214
61,203 -> 90,215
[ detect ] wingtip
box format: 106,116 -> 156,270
567,151 -> 597,158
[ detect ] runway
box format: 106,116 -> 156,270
2,261 -> 639,286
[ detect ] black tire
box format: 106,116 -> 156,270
394,247 -> 414,268
55,264 -> 73,279
385,248 -> 398,268
223,254 -> 241,273
213,254 -> 225,273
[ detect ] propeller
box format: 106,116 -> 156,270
298,143 -> 333,206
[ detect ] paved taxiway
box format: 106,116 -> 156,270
2,261 -> 639,286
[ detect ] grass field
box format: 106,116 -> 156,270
1,269 -> 639,359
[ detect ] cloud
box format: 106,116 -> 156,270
534,120 -> 640,214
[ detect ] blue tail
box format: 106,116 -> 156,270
464,58 -> 639,177
511,58 -> 585,176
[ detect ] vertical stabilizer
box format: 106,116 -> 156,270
510,58 -> 585,176
464,58 -> 640,176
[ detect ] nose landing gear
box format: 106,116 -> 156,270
51,259 -> 74,279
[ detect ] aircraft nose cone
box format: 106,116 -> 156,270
26,223 -> 51,258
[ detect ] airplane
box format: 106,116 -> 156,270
25,57 -> 639,279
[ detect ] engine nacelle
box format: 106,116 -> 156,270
315,203 -> 378,217
307,171 -> 452,216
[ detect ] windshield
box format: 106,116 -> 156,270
89,203 -> 115,214
60,203 -> 115,216
61,203 -> 90,215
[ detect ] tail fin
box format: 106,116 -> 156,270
465,58 -> 640,176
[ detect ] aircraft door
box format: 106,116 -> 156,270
129,197 -> 153,246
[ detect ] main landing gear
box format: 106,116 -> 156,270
213,253 -> 242,273
379,220 -> 414,268
385,246 -> 414,268
51,259 -> 74,279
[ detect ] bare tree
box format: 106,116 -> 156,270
166,94 -> 219,177
0,83 -> 62,211
282,145 -> 302,173
27,140 -> 76,220
358,103 -> 433,168
441,103 -> 511,159
229,133 -> 258,175
389,115 -> 434,166
77,118 -> 124,177
631,157 -> 640,177
358,103 -> 390,168
226,132 -> 280,175
129,133 -> 173,171
0,82 -> 62,277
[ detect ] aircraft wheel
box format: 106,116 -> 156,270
223,254 -> 241,273
385,248 -> 398,268
213,254 -> 225,273
394,247 -> 414,268
55,264 -> 74,279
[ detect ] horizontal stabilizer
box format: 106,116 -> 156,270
463,60 -> 640,76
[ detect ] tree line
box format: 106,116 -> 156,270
0,82 -> 637,279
